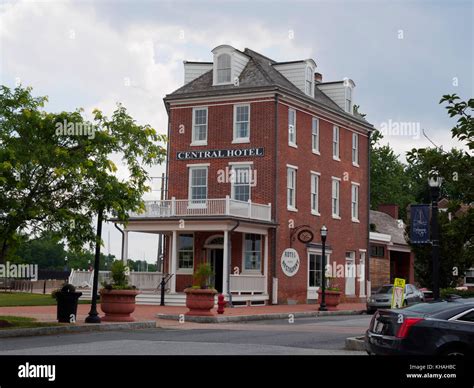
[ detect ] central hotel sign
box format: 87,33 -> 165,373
177,147 -> 264,161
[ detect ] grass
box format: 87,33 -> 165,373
0,315 -> 61,330
0,292 -> 91,307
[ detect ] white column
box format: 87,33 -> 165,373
123,231 -> 129,265
264,233 -> 268,294
170,231 -> 177,293
223,230 -> 229,295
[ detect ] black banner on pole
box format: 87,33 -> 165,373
410,204 -> 430,244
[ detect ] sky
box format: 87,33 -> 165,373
1,0 -> 473,265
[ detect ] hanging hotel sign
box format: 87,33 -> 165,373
281,248 -> 300,277
410,204 -> 430,244
177,147 -> 264,161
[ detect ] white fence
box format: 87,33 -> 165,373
230,274 -> 266,294
68,269 -> 163,290
130,196 -> 272,222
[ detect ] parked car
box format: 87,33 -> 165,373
365,298 -> 474,356
367,284 -> 424,313
419,287 -> 434,302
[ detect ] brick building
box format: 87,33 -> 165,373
120,45 -> 374,305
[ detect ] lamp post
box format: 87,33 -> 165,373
428,175 -> 441,300
319,225 -> 328,312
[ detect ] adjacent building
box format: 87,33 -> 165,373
118,45 -> 374,305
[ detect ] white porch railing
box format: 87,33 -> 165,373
68,269 -> 164,290
230,274 -> 266,294
130,196 -> 272,222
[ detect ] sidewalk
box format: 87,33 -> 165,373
0,302 -> 366,325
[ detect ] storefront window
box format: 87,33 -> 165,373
244,234 -> 261,271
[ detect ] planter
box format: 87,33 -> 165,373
317,289 -> 342,310
100,289 -> 140,322
184,288 -> 217,316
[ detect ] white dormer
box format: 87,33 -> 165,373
273,59 -> 316,97
211,45 -> 249,86
317,78 -> 356,114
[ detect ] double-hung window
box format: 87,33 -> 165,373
243,234 -> 262,272
288,108 -> 297,147
189,165 -> 208,206
216,53 -> 231,84
192,107 -> 208,145
308,253 -> 323,288
233,104 -> 250,142
312,117 -> 319,153
345,87 -> 352,113
352,133 -> 359,165
351,183 -> 359,221
333,125 -> 340,160
178,234 -> 194,271
305,67 -> 313,96
231,164 -> 251,202
287,166 -> 297,210
332,177 -> 340,218
311,172 -> 320,215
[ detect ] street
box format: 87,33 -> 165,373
0,315 -> 371,355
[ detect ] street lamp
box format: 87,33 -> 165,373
428,174 -> 442,300
319,225 -> 328,312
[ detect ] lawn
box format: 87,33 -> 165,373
0,292 -> 90,307
0,315 -> 61,330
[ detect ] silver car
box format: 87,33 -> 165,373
366,284 -> 424,313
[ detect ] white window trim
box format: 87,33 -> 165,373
232,104 -> 250,143
345,251 -> 356,296
351,182 -> 360,222
352,133 -> 359,167
287,165 -> 297,212
312,117 -> 320,155
191,107 -> 208,146
288,108 -> 297,148
214,53 -> 233,86
307,250 -> 332,298
310,171 -> 320,216
332,125 -> 340,161
241,233 -> 263,274
176,232 -> 194,274
188,165 -> 208,209
305,66 -> 314,97
331,176 -> 341,219
231,163 -> 252,202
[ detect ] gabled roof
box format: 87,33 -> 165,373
164,48 -> 372,128
370,210 -> 408,246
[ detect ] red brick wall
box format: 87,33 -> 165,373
166,95 -> 369,303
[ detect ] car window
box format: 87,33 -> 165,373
457,310 -> 474,323
377,286 -> 393,294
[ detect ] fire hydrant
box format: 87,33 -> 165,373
217,294 -> 226,314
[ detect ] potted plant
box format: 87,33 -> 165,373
317,276 -> 342,310
184,263 -> 217,316
100,261 -> 139,322
53,283 -> 83,323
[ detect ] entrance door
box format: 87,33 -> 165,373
359,252 -> 366,296
345,252 -> 356,295
209,249 -> 224,293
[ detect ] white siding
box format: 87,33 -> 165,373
317,83 -> 346,110
184,62 -> 213,84
233,52 -> 250,82
273,62 -> 307,93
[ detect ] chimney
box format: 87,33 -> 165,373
378,204 -> 399,219
314,72 -> 322,83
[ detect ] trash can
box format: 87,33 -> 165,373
56,284 -> 82,323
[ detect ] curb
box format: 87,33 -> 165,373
157,309 -> 365,323
345,336 -> 366,351
0,321 -> 157,338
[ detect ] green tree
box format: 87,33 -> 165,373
370,129 -> 414,219
0,85 -> 166,263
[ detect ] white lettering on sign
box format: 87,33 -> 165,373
281,248 -> 300,277
176,147 -> 264,161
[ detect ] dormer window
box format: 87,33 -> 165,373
345,87 -> 352,113
305,66 -> 313,96
217,53 -> 231,84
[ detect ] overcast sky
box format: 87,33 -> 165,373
1,0 -> 472,265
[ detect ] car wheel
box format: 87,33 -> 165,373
440,346 -> 468,356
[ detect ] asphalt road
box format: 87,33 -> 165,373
0,315 -> 371,355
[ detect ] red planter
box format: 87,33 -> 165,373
184,288 -> 217,316
100,289 -> 140,322
317,289 -> 342,311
